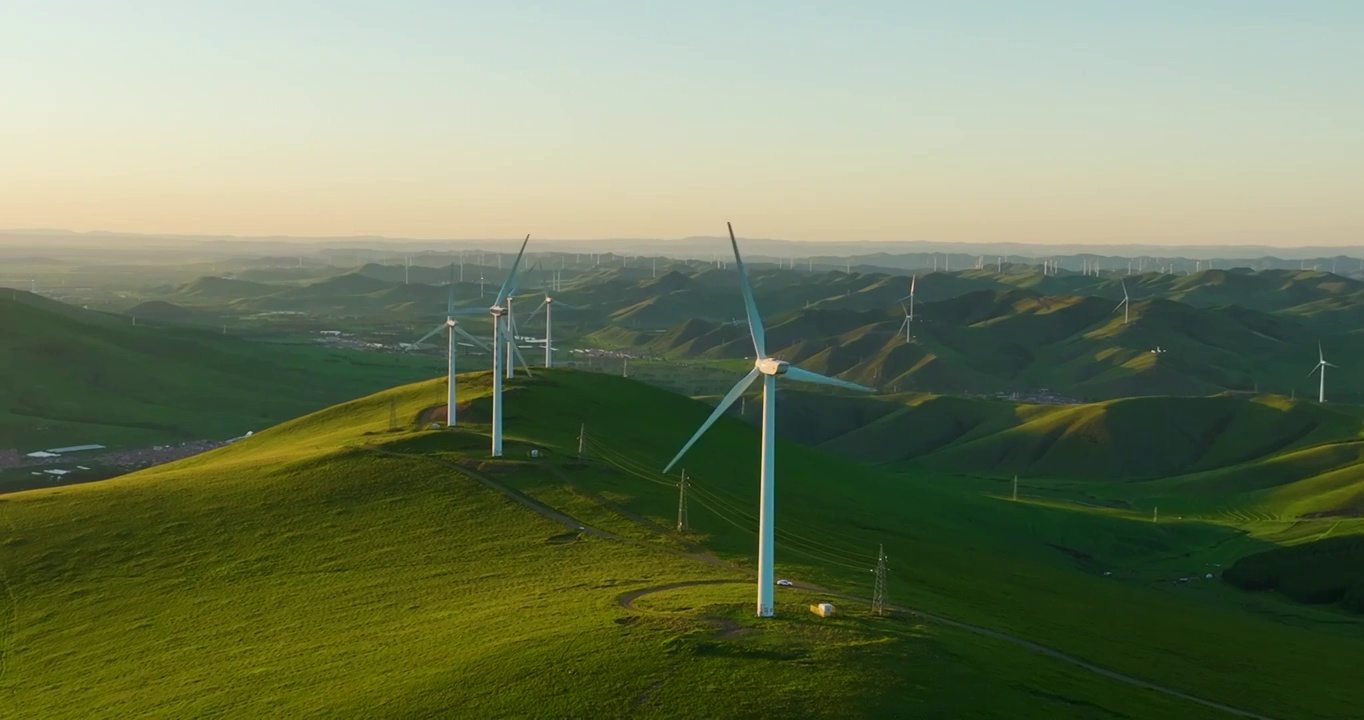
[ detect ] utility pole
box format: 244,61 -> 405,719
389,398 -> 398,432
623,357 -> 629,378
1012,474 -> 1018,501
677,470 -> 689,532
871,545 -> 890,616
1153,506 -> 1159,523
577,423 -> 586,461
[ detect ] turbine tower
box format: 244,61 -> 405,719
490,235 -> 532,457
662,223 -> 874,618
1309,342 -> 1338,403
1114,278 -> 1130,325
405,264 -> 489,427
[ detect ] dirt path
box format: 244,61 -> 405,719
617,579 -> 748,612
373,448 -> 1276,720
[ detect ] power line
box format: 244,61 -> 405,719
578,433 -> 878,571
584,435 -> 873,563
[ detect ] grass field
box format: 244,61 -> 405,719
3,370 -> 1363,718
0,292 -> 437,450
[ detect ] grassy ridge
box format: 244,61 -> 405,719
1224,535 -> 1364,612
2,373 -> 1255,719
0,292 -> 434,449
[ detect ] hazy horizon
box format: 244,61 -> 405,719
4,2 -> 1361,245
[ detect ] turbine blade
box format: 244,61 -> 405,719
525,299 -> 548,323
784,366 -> 876,393
1318,342 -> 1325,363
505,326 -> 534,376
494,235 -> 531,306
1113,299 -> 1126,313
727,222 -> 767,357
897,317 -> 910,335
910,274 -> 916,294
408,323 -> 446,350
454,325 -> 489,350
1309,364 -> 1321,377
663,368 -> 761,474
447,264 -> 457,314
1325,361 -> 1339,368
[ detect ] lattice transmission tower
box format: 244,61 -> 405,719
676,470 -> 689,533
871,544 -> 890,616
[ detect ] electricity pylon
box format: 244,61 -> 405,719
871,544 -> 890,616
676,470 -> 689,532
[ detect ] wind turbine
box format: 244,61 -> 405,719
896,274 -> 916,341
406,264 -> 489,426
1309,342 -> 1338,403
490,235 -> 533,457
525,287 -> 581,368
662,223 -> 874,618
1114,278 -> 1130,325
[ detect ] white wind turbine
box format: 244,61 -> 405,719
525,286 -> 582,368
1114,278 -> 1130,325
406,264 -> 489,427
1309,342 -> 1338,403
490,235 -> 534,457
662,223 -> 874,618
502,263 -> 542,380
896,274 -> 916,341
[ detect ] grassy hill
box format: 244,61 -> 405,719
3,370 -> 1363,717
610,287 -> 1364,402
0,292 -> 435,450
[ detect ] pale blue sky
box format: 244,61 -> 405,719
1,1 -> 1360,244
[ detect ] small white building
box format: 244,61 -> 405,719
43,469 -> 71,476
809,603 -> 835,618
45,444 -> 106,454
26,451 -> 60,459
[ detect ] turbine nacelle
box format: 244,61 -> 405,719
755,357 -> 789,376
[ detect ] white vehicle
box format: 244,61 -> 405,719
776,579 -> 794,587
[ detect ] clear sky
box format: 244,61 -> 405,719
2,1 -> 1360,245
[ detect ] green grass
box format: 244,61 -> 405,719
5,371 -> 1360,716
1,372 -> 1264,719
0,292 -> 437,450
1223,535 -> 1364,612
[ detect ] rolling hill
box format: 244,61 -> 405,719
0,292 -> 435,450
604,287 -> 1364,402
2,370 -> 1362,717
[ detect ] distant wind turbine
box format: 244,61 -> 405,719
405,264 -> 489,427
896,274 -> 917,341
1309,342 -> 1338,403
1114,279 -> 1130,325
525,284 -> 582,368
662,223 -> 874,618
